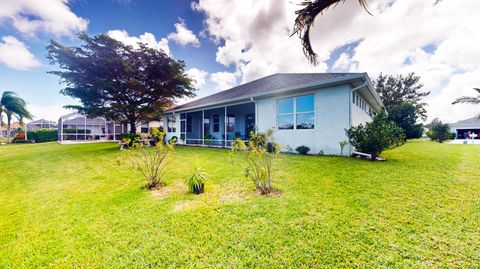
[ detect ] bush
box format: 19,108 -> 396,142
120,133 -> 142,149
148,127 -> 166,145
185,162 -> 207,194
27,129 -> 57,143
427,119 -> 450,143
122,131 -> 174,189
14,133 -> 25,140
295,145 -> 310,155
13,139 -> 33,144
346,110 -> 406,161
169,136 -> 178,144
231,129 -> 282,195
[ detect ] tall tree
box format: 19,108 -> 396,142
387,103 -> 423,139
374,73 -> 430,120
46,33 -> 195,134
0,91 -> 32,142
452,88 -> 480,118
292,0 -> 370,65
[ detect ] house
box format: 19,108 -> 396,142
0,122 -> 24,139
450,117 -> 480,139
161,73 -> 384,155
26,119 -> 57,131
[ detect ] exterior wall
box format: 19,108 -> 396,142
164,114 -> 180,142
351,92 -> 373,126
256,85 -> 351,155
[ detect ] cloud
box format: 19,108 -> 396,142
0,36 -> 41,70
107,30 -> 171,55
186,68 -> 208,88
0,0 -> 88,37
167,18 -> 200,47
193,0 -> 480,122
210,71 -> 238,91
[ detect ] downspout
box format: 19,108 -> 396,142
348,81 -> 368,156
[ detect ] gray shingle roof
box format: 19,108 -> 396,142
171,73 -> 363,111
451,116 -> 480,126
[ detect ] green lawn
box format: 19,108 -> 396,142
0,141 -> 479,268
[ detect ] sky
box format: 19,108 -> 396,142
0,0 -> 479,124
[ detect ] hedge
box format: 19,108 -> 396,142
27,129 -> 58,143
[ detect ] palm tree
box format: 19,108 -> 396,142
291,0 -> 370,65
0,91 -> 32,142
453,88 -> 480,119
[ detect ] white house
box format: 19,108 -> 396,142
161,73 -> 384,156
450,117 -> 480,139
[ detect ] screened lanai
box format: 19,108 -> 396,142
58,113 -> 126,143
26,119 -> 57,131
178,102 -> 255,147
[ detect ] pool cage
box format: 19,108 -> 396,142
26,119 -> 57,131
58,113 -> 127,143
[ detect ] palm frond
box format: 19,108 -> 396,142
291,0 -> 371,65
452,88 -> 480,105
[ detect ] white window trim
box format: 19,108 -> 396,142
276,94 -> 315,130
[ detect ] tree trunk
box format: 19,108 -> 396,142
129,120 -> 137,134
6,114 -> 11,143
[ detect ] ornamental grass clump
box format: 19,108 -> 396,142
231,128 -> 282,195
185,162 -> 207,194
124,132 -> 174,189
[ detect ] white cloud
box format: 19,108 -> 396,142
186,68 -> 208,88
107,30 -> 170,55
167,18 -> 200,47
193,0 -> 480,122
27,104 -> 70,122
210,71 -> 238,91
0,0 -> 88,37
0,36 -> 41,70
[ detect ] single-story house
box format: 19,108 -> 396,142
161,73 -> 384,156
0,122 -> 24,139
450,116 -> 480,139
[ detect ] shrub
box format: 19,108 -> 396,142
318,150 -> 325,156
14,133 -> 25,140
427,119 -> 451,143
231,129 -> 282,195
120,133 -> 142,149
148,127 -> 166,145
346,110 -> 406,161
13,139 -> 33,144
123,132 -> 174,189
169,136 -> 178,144
27,129 -> 57,143
339,140 -> 348,156
295,145 -> 310,155
185,162 -> 207,194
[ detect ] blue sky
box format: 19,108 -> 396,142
0,0 -> 479,123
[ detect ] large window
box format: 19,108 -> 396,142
213,115 -> 220,132
167,115 -> 176,132
227,114 -> 235,132
277,95 -> 314,130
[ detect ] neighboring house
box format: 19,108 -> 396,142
161,73 -> 384,155
26,119 -> 57,131
0,122 -> 24,138
450,117 -> 480,139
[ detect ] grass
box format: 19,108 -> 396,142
0,141 -> 479,268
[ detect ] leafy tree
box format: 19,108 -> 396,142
427,119 -> 451,143
0,91 -> 32,143
388,103 -> 423,139
452,88 -> 480,118
374,73 -> 430,120
291,0 -> 370,65
46,33 -> 195,134
346,110 -> 405,161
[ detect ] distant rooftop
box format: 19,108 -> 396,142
170,73 -> 365,111
451,116 -> 480,126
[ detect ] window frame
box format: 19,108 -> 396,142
276,94 -> 315,130
227,114 -> 235,132
167,115 -> 177,133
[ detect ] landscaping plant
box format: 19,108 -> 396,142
427,119 -> 451,143
339,140 -> 348,156
295,145 -> 310,155
125,132 -> 174,189
185,162 -> 207,194
27,129 -> 57,143
346,110 -> 406,161
231,128 -> 282,195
